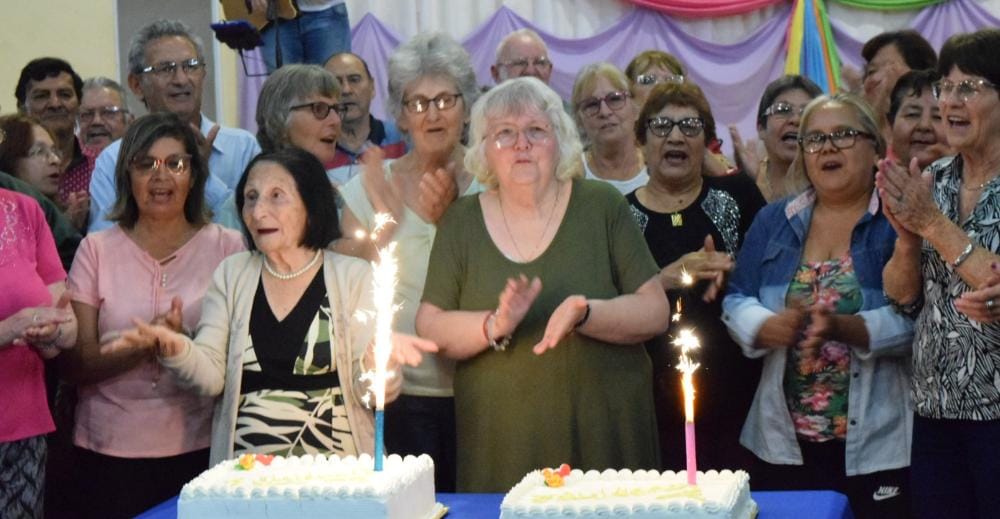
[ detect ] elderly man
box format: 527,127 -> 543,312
322,52 -> 405,186
490,29 -> 553,85
16,58 -> 96,215
861,30 -> 936,133
78,77 -> 132,153
87,19 -> 260,233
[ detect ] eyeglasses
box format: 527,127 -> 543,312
577,91 -> 630,117
497,57 -> 552,74
646,116 -> 704,138
130,154 -> 192,175
79,106 -> 128,123
138,58 -> 206,79
764,102 -> 806,119
289,101 -> 347,120
932,78 -> 998,102
798,129 -> 874,154
489,124 -> 552,149
27,144 -> 62,161
635,73 -> 684,86
402,93 -> 462,114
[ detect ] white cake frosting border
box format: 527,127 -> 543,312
500,468 -> 754,518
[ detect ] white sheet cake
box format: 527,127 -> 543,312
178,453 -> 442,519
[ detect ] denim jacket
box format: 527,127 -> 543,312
722,189 -> 913,476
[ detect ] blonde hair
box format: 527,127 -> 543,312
464,77 -> 583,189
570,62 -> 632,135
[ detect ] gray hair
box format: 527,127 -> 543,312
128,19 -> 205,75
82,76 -> 128,104
387,32 -> 479,124
570,62 -> 632,140
786,92 -> 886,194
494,28 -> 547,63
465,77 -> 583,190
255,64 -> 340,152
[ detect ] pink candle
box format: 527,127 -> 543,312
685,420 -> 697,485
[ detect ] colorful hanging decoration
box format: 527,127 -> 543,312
784,0 -> 842,93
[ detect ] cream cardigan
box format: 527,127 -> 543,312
160,250 -> 390,465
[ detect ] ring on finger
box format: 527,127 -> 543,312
32,313 -> 40,323
987,299 -> 996,311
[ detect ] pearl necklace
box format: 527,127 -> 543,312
263,249 -> 322,280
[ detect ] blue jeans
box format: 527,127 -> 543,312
259,2 -> 350,72
911,415 -> 1000,519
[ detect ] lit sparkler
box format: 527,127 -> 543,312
354,213 -> 399,471
673,328 -> 700,485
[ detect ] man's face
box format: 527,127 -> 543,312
324,54 -> 374,124
79,87 -> 130,151
23,72 -> 79,135
493,36 -> 553,84
129,36 -> 205,122
863,43 -> 909,119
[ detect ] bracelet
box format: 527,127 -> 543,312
574,302 -> 591,329
482,311 -> 510,352
951,242 -> 975,269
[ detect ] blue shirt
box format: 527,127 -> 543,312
87,115 -> 260,233
722,189 -> 913,476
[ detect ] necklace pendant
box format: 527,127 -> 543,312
671,213 -> 683,227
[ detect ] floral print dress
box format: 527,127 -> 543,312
784,254 -> 862,441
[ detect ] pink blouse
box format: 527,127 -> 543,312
68,223 -> 244,457
0,189 -> 65,442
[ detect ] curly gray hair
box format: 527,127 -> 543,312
386,32 -> 479,125
127,19 -> 205,75
465,77 -> 583,190
255,64 -> 340,152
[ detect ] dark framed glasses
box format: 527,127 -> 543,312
402,93 -> 463,114
798,129 -> 874,154
577,91 -> 630,117
290,101 -> 348,120
647,116 -> 704,138
130,154 -> 192,175
932,78 -> 997,102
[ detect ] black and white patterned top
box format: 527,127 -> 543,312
912,155 -> 1000,420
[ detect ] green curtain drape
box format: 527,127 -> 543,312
832,0 -> 946,10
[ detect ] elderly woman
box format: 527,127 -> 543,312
333,32 -> 480,492
58,113 -> 245,518
108,148 -> 435,465
886,69 -> 949,170
0,187 -> 77,518
625,49 -> 686,108
724,93 -> 912,519
0,114 -> 90,230
729,76 -> 822,201
878,29 -> 1000,519
571,62 -> 647,194
627,81 -> 765,472
415,77 -> 670,492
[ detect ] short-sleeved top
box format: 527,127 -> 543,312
582,153 -> 648,195
913,155 -> 1000,420
68,223 -> 245,457
339,162 -> 483,397
422,178 -> 661,492
0,189 -> 65,442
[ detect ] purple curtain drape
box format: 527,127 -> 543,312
237,0 -> 999,156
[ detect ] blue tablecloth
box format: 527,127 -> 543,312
138,490 -> 854,518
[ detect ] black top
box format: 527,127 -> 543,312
242,268 -> 339,393
626,172 -> 766,471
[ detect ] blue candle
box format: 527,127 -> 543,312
374,409 -> 385,471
